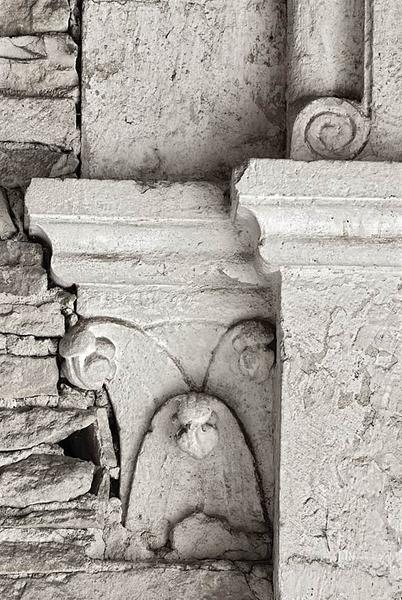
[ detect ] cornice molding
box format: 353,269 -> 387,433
25,178 -> 261,289
231,159 -> 402,269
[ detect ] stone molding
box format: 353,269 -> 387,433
231,159 -> 402,268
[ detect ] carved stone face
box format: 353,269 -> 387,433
175,394 -> 219,460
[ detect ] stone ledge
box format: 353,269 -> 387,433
231,159 -> 402,268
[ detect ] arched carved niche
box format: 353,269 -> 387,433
59,317 -> 275,554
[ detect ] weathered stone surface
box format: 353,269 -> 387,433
170,512 -> 270,561
0,141 -> 78,188
0,35 -> 78,99
0,266 -> 47,296
128,393 -> 268,556
0,526 -> 103,573
0,443 -> 63,468
0,0 -> 70,36
0,304 -> 65,336
0,454 -> 95,507
233,160 -> 402,599
0,241 -> 46,296
82,0 -> 285,180
0,356 -> 58,398
6,335 -> 58,356
0,407 -> 96,450
360,0 -> 402,161
0,190 -> 16,240
0,565 -> 273,598
0,97 -> 79,151
0,493 -> 104,529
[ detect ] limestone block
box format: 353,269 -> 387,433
0,565 -> 273,599
0,190 -> 16,240
0,97 -> 79,152
6,335 -> 58,356
0,527 -> 103,573
0,0 -> 70,36
0,443 -> 63,467
81,0 -> 285,179
0,407 -> 97,450
0,454 -> 95,507
0,493 -> 105,529
0,356 -> 58,398
0,304 -> 65,336
0,142 -> 78,188
0,35 -> 78,99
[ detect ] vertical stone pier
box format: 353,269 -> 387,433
233,159 -> 402,600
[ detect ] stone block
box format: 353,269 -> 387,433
0,141 -> 78,189
0,407 -> 97,450
0,356 -> 58,398
0,443 -> 63,468
0,565 -> 273,598
81,0 -> 285,179
0,97 -> 79,151
0,35 -> 78,99
0,304 -> 65,336
6,335 -> 58,356
0,0 -> 70,36
0,454 -> 95,507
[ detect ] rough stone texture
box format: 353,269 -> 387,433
0,304 -> 65,336
360,0 -> 402,161
0,0 -> 70,36
0,191 -> 15,239
0,565 -> 273,599
81,0 -> 285,180
0,443 -> 63,467
5,335 -> 58,356
0,142 -> 78,189
0,35 -> 79,99
0,407 -> 96,450
233,160 -> 402,600
0,454 -> 95,507
0,97 -> 79,151
277,269 -> 402,599
0,356 -> 58,398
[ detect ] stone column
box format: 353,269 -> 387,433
288,0 -> 373,161
232,159 -> 402,600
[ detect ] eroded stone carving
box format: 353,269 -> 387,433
59,322 -> 117,390
128,392 -> 269,559
175,396 -> 219,460
59,317 -> 275,548
291,98 -> 371,160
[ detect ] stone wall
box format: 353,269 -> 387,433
0,0 -> 79,189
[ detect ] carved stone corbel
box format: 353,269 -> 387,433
25,178 -> 277,564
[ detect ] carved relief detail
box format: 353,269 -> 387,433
291,98 -> 371,161
59,317 -> 275,561
59,321 -> 117,390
